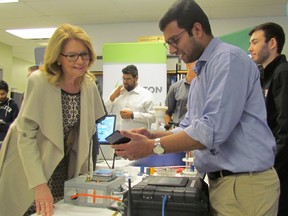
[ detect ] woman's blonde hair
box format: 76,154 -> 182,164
40,23 -> 96,87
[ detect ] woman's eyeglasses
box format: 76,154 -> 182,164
60,52 -> 90,62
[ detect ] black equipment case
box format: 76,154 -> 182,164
124,175 -> 209,216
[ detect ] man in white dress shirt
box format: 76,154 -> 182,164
105,65 -> 156,130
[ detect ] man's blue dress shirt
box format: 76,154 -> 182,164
173,38 -> 276,173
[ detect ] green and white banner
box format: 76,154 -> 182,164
102,42 -> 167,105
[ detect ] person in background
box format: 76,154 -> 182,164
165,61 -> 196,128
0,80 -> 19,142
112,0 -> 280,215
27,65 -> 39,77
22,65 -> 40,101
249,22 -> 288,216
0,23 -> 106,216
105,64 -> 156,130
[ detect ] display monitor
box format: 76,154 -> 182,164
97,115 -> 116,144
96,115 -> 117,160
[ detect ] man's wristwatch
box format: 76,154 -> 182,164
153,138 -> 165,155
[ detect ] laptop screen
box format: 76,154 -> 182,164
96,115 -> 116,144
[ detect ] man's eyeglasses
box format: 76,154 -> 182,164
164,30 -> 186,49
60,52 -> 90,62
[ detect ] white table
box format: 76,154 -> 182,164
42,200 -> 115,216
32,159 -> 198,215
32,159 -> 138,216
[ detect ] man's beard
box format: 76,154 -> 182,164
125,86 -> 134,91
125,83 -> 136,92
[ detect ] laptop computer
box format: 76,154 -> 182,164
96,115 -> 117,160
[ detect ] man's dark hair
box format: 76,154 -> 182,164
0,80 -> 9,92
122,65 -> 138,78
249,22 -> 285,54
159,0 -> 212,36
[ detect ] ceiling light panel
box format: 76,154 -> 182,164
5,28 -> 56,39
0,0 -> 18,3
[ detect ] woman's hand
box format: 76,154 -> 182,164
35,183 -> 54,216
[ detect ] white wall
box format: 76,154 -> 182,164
0,42 -> 13,85
210,16 -> 288,55
81,16 -> 288,72
5,16 -> 288,92
82,22 -> 164,71
11,57 -> 33,92
0,43 -> 33,93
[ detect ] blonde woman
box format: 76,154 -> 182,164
0,23 -> 106,216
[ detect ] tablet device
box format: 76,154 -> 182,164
105,130 -> 131,145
